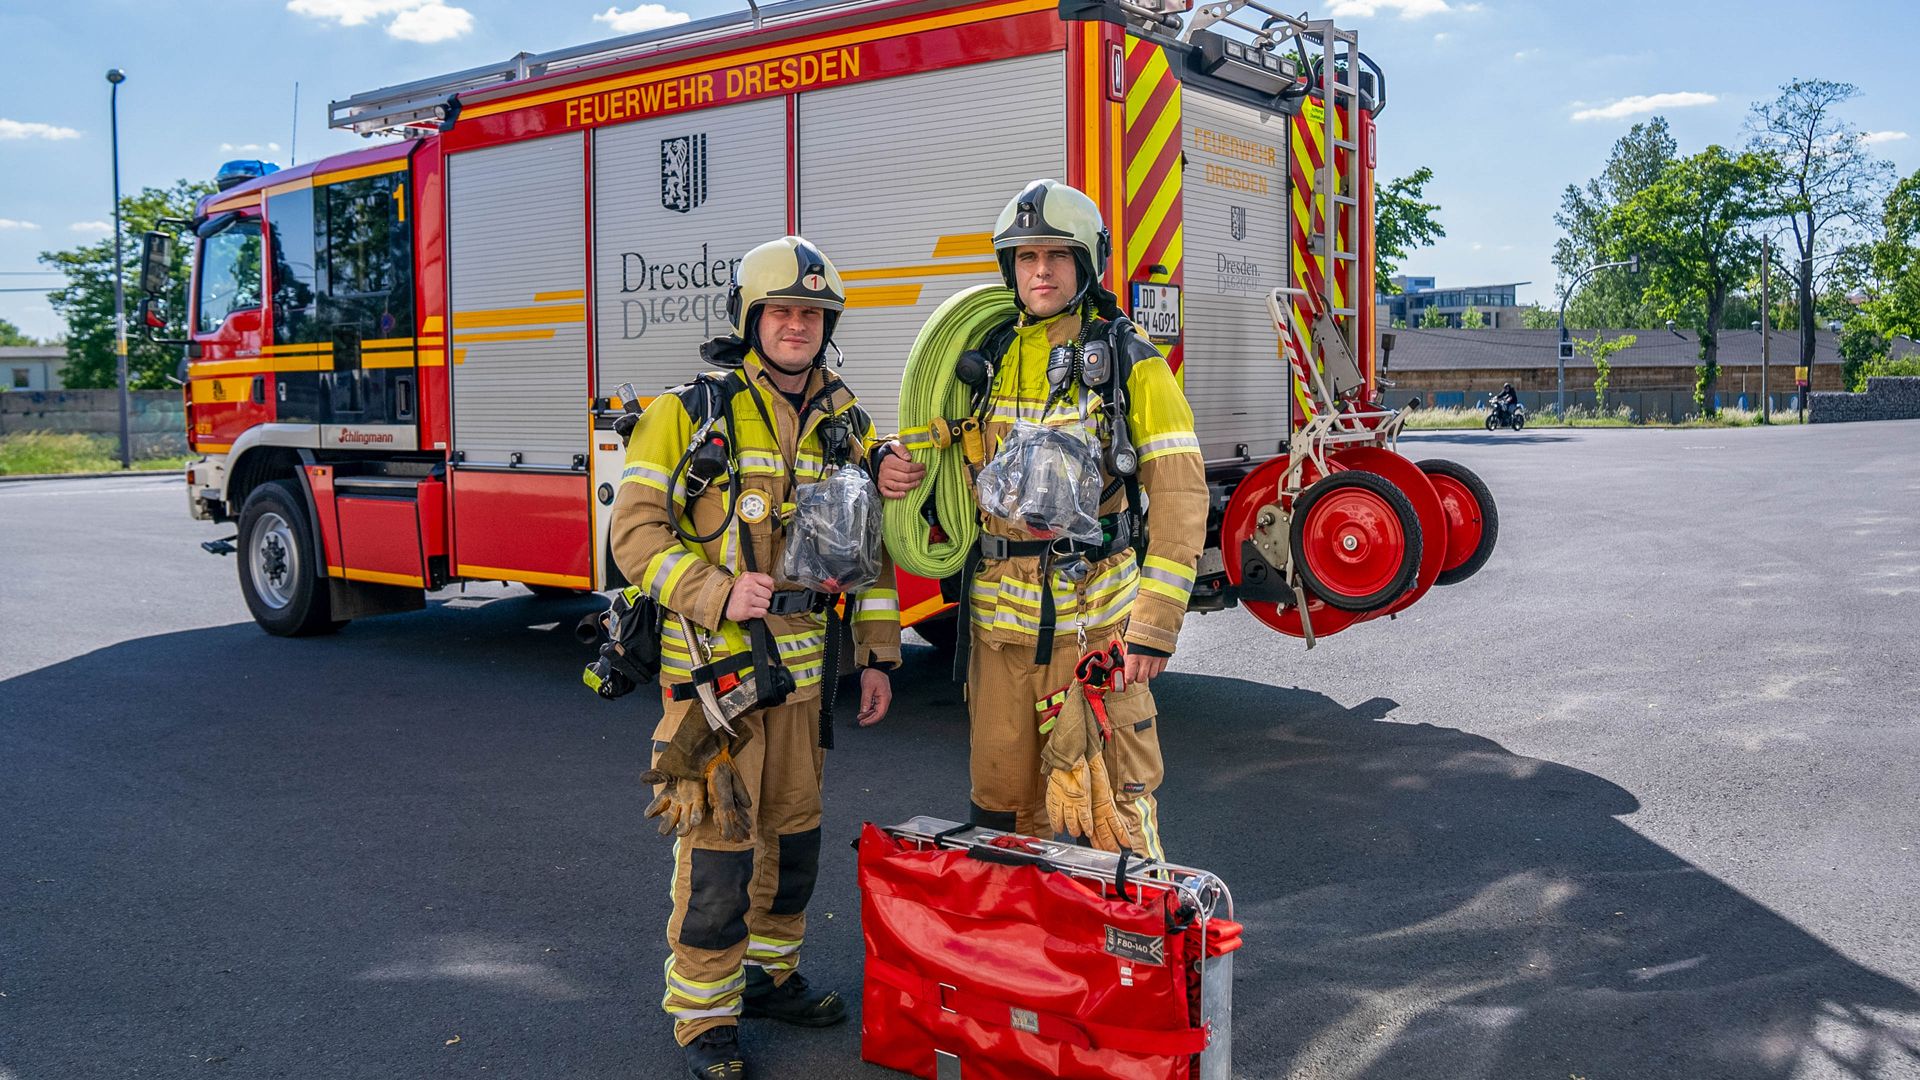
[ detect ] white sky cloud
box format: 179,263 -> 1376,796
69,221 -> 112,234
1433,31 -> 1451,43
1571,92 -> 1717,122
0,218 -> 41,230
1862,130 -> 1910,145
0,118 -> 82,141
1513,49 -> 1538,61
593,4 -> 690,33
389,2 -> 473,42
1325,0 -> 1453,16
286,0 -> 473,42
220,142 -> 284,152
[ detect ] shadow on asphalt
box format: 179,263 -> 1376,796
3,597 -> 1917,1079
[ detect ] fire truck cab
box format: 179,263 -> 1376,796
151,0 -> 1395,639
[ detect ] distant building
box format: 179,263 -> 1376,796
1,346 -> 65,392
1378,275 -> 1530,329
1380,326 -> 1842,417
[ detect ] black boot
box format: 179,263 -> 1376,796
742,967 -> 849,1027
682,1023 -> 746,1080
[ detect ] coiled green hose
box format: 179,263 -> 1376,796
883,284 -> 1017,580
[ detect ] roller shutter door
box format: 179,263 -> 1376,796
592,98 -> 788,398
797,52 -> 1065,436
446,134 -> 588,468
1180,91 -> 1293,460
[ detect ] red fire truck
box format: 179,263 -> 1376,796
144,0 -> 1490,645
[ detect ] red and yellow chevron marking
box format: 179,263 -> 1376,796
1288,97 -> 1352,425
1068,22 -> 1124,299
1123,35 -> 1184,374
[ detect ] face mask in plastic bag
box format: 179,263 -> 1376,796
781,464 -> 883,594
974,421 -> 1104,543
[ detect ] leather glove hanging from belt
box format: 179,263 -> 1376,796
642,707 -> 755,843
1039,642 -> 1133,853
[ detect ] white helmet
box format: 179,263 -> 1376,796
726,235 -> 846,364
991,179 -> 1111,311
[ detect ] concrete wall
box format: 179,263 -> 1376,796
1808,377 -> 1920,424
0,390 -> 187,457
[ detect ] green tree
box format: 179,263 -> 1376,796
1574,331 -> 1637,409
38,179 -> 211,389
1746,79 -> 1895,372
1613,147 -> 1781,413
1857,171 -> 1920,338
1419,304 -> 1450,328
1554,118 -> 1675,327
1458,304 -> 1485,329
0,317 -> 37,347
1518,305 -> 1558,329
1374,167 -> 1445,294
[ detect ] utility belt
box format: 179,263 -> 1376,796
954,512 -> 1138,675
975,510 -> 1134,563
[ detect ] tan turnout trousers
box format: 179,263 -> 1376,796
652,696 -> 825,1045
966,632 -> 1167,859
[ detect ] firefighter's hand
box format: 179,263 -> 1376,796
724,572 -> 777,621
1122,651 -> 1168,688
876,441 -> 924,499
856,666 -> 893,727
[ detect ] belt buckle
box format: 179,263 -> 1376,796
979,535 -> 1008,560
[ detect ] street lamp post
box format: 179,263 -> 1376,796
107,68 -> 129,469
1557,254 -> 1640,418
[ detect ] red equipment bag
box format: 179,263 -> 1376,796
858,817 -> 1240,1080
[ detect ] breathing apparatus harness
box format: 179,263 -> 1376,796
949,289 -> 1160,672
583,350 -> 866,749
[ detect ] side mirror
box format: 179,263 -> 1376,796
139,296 -> 189,347
138,230 -> 175,296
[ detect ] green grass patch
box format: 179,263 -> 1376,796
0,432 -> 189,476
1401,404 -> 1801,430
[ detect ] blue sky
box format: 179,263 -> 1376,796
4,0 -> 1917,340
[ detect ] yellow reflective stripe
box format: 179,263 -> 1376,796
1134,798 -> 1164,860
1139,554 -> 1195,604
1136,431 -> 1200,464
1142,554 -> 1195,584
647,549 -> 701,606
665,961 -> 745,1001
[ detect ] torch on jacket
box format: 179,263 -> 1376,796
970,311 -> 1207,656
609,349 -> 902,696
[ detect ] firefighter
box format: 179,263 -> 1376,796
610,235 -> 901,1079
877,179 -> 1208,857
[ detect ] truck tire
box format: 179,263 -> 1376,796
526,583 -> 593,600
237,479 -> 345,637
909,611 -> 960,658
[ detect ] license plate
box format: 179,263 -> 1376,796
1131,283 -> 1182,343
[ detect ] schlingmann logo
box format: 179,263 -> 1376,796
337,429 -> 394,445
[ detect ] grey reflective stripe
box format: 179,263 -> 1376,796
667,970 -> 744,1003
1137,432 -> 1200,455
737,452 -> 782,471
1140,563 -> 1192,590
622,463 -> 672,487
647,549 -> 692,597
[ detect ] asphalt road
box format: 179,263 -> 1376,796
3,423 -> 1919,1080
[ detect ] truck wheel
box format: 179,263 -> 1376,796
525,583 -> 593,600
237,479 -> 345,637
909,612 -> 960,657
